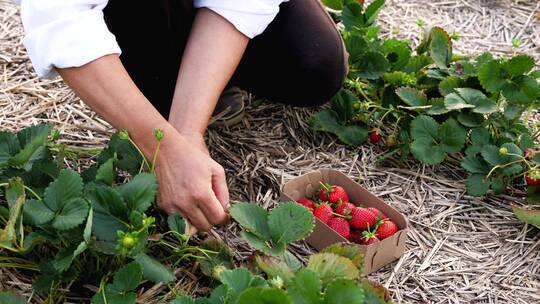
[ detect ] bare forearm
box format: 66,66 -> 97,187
168,8 -> 249,136
57,54 -> 176,157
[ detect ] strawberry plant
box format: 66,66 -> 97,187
172,203 -> 392,304
312,0 -> 540,226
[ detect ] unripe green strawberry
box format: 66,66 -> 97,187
376,220 -> 398,240
313,204 -> 333,224
328,217 -> 350,239
317,184 -> 349,204
349,207 -> 376,230
386,134 -> 397,148
499,147 -> 508,156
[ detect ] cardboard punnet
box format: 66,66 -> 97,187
280,169 -> 408,275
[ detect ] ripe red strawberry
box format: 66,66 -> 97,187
313,204 -> 333,224
369,129 -> 381,144
335,202 -> 356,216
317,184 -> 349,204
366,207 -> 389,220
296,198 -> 315,211
525,169 -> 540,186
349,207 -> 376,230
376,220 -> 398,240
328,217 -> 350,239
360,230 -> 380,245
524,148 -> 536,161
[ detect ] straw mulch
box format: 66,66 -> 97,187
1,0 -> 540,303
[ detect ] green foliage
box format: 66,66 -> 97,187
311,1 -> 540,204
512,206 -> 540,229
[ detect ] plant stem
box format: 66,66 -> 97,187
127,137 -> 151,172
23,185 -> 42,200
150,141 -> 161,173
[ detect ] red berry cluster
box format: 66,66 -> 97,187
296,183 -> 399,245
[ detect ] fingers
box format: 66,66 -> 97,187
211,164 -> 230,210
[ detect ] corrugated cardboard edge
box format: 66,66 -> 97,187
280,169 -> 409,275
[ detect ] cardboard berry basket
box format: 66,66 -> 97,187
280,168 -> 408,275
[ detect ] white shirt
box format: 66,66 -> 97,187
16,0 -> 287,78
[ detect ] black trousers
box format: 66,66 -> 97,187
104,0 -> 347,117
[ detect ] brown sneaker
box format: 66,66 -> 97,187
209,86 -> 246,127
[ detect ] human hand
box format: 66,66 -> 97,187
155,132 -> 229,230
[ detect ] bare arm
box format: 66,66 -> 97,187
168,8 -> 249,136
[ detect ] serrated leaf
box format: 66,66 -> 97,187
111,262 -> 143,292
322,0 -> 344,10
282,251 -> 303,272
404,55 -> 432,74
0,131 -> 21,167
307,253 -> 359,286
381,39 -> 412,71
444,93 -> 475,110
199,239 -> 234,278
439,76 -> 464,95
395,87 -> 427,106
426,98 -> 451,115
321,244 -> 364,270
23,199 -> 54,225
457,112 -> 485,127
268,202 -> 315,245
502,55 -> 535,77
52,197 -> 89,230
287,269 -> 322,304
364,0 -> 385,25
219,268 -> 255,297
512,206 -> 540,229
331,89 -> 357,123
323,278 -> 364,304
466,174 -> 490,196
236,288 -> 292,304
167,213 -> 187,237
471,128 -> 491,146
356,52 -> 390,79
135,253 -> 174,283
229,202 -> 271,240
255,255 -> 295,284
96,157 -> 116,185
118,173 -> 157,213
171,296 -> 196,304
86,184 -> 129,241
344,33 -> 368,64
101,134 -> 144,176
44,169 -> 83,212
9,124 -> 53,169
478,60 -> 506,93
429,27 -> 452,69
310,111 -> 368,147
501,164 -> 523,177
461,156 -> 489,174
91,289 -> 137,304
241,231 -> 272,254
491,177 -> 506,195
454,88 -> 497,114
342,3 -> 364,31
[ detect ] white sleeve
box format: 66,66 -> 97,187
194,0 -> 288,38
19,0 -> 121,78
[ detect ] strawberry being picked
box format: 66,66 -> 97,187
349,207 -> 376,230
335,202 -> 356,216
317,183 -> 349,204
525,169 -> 540,186
376,219 -> 398,240
296,198 -> 315,211
313,204 -> 333,224
328,217 -> 350,239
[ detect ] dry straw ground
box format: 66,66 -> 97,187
1,0 -> 540,303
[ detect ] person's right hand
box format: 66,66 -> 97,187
154,132 -> 229,231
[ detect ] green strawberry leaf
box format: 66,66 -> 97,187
356,52 -> 390,79
466,174 -> 490,196
229,202 -> 271,240
95,157 -> 116,185
255,255 -> 295,284
439,76 -> 464,96
91,290 -> 137,304
502,55 -> 535,77
86,184 -> 129,242
381,39 -> 412,71
364,0 -> 385,25
9,124 -> 53,170
23,199 -> 55,225
287,269 -> 322,304
344,33 -> 368,65
219,268 -> 261,299
395,87 -> 427,107
268,201 -> 315,245
478,60 -> 506,93
167,213 -> 187,237
331,89 -> 357,123
199,239 -> 234,278
44,169 -> 84,212
444,93 -> 475,111
410,116 -> 466,165
526,186 -> 540,204
512,206 -> 540,229
117,173 -> 157,213
342,3 -> 364,31
321,243 -> 364,270
323,278 -> 365,304
52,197 -> 89,230
457,112 -> 484,128
426,98 -> 451,115
461,156 -> 489,174
135,253 -> 174,283
322,0 -> 344,10
307,253 -> 359,287
429,27 -> 453,69
0,131 -> 21,167
403,55 -> 433,74
236,288 -> 292,304
0,291 -> 26,304
0,179 -> 25,248
110,262 -> 143,293
310,111 -> 368,147
455,88 -> 498,114
490,177 -> 506,195
100,133 -> 144,176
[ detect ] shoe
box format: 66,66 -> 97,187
209,86 -> 246,127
